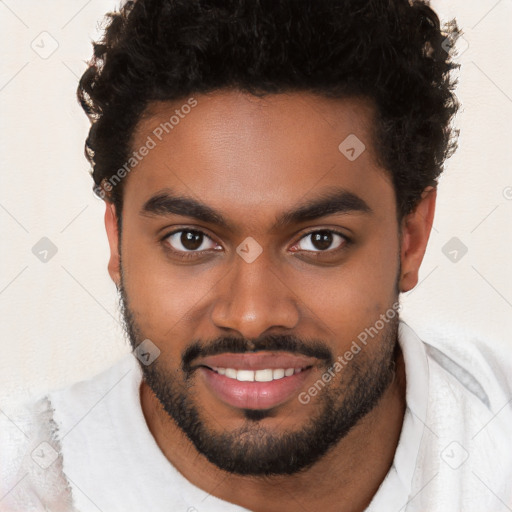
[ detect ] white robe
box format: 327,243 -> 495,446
1,320 -> 511,511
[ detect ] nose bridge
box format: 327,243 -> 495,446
211,251 -> 300,337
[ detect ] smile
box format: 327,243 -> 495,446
194,352 -> 318,410
209,366 -> 307,382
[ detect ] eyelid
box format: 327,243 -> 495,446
291,228 -> 350,252
297,227 -> 350,240
162,227 -> 220,252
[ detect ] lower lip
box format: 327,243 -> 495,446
199,367 -> 312,410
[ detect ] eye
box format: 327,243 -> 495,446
292,230 -> 348,252
164,229 -> 219,253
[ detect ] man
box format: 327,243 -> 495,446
1,0 -> 511,511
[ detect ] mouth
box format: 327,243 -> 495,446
195,352 -> 317,411
208,366 -> 308,381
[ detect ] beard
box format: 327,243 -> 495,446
118,272 -> 400,477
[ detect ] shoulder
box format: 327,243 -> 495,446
402,322 -> 512,510
0,353 -> 136,511
0,394 -> 76,510
421,325 -> 512,415
48,352 -> 138,406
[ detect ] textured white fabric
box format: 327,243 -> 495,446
1,321 -> 511,511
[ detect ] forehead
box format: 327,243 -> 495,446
124,90 -> 395,226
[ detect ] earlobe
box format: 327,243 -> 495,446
104,203 -> 121,286
398,186 -> 437,293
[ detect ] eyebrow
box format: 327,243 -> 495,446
141,187 -> 373,232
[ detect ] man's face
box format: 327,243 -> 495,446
112,90 -> 403,475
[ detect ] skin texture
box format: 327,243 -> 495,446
104,90 -> 436,512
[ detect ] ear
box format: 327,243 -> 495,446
104,202 -> 121,286
398,186 -> 437,293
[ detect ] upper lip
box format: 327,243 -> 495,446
195,351 -> 318,371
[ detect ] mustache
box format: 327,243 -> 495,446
182,334 -> 334,373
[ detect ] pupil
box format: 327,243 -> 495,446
312,231 -> 333,251
181,230 -> 203,250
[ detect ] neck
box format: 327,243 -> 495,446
140,347 -> 406,512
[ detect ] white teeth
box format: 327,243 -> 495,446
213,367 -> 305,381
272,369 -> 285,380
225,368 -> 237,379
254,369 -> 273,382
236,370 -> 255,382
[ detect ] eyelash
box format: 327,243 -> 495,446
161,228 -> 352,261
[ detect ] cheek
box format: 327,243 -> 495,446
120,227 -> 225,338
298,225 -> 400,344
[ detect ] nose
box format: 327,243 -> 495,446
210,252 -> 301,340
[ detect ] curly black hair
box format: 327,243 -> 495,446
78,0 -> 460,222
